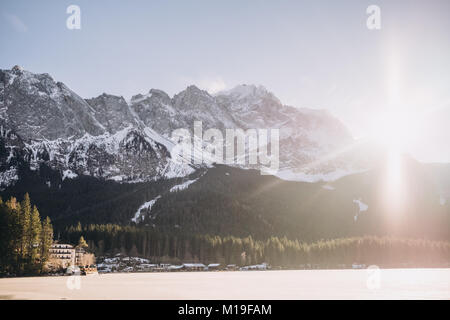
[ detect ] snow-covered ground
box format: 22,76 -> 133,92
1,269 -> 449,299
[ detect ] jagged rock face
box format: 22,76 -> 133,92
11,127 -> 192,184
86,94 -> 138,134
131,86 -> 237,136
130,83 -> 354,174
0,66 -> 357,190
0,126 -> 25,190
63,129 -> 174,181
0,66 -> 104,141
171,85 -> 236,131
215,85 -> 353,170
215,84 -> 283,121
131,89 -> 182,135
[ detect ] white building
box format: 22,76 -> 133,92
48,243 -> 90,268
49,243 -> 75,267
75,247 -> 86,266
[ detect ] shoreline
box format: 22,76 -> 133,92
2,265 -> 450,280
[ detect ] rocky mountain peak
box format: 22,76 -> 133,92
0,66 -> 105,141
172,85 -> 214,108
86,93 -> 138,134
11,65 -> 24,74
149,89 -> 171,100
217,84 -> 268,98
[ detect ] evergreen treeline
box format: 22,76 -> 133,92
62,223 -> 450,267
0,194 -> 54,276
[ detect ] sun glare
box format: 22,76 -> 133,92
373,110 -> 417,220
373,51 -> 415,220
376,113 -> 406,150
379,145 -> 409,229
369,109 -> 421,156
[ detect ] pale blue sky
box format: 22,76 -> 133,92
1,0 -> 449,162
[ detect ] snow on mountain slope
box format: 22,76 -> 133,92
0,168 -> 18,191
62,169 -> 78,181
131,83 -> 360,179
131,177 -> 200,223
0,66 -> 194,185
1,66 -> 362,187
169,178 -> 198,192
23,126 -> 194,182
132,195 -> 161,223
353,199 -> 369,221
353,199 -> 369,212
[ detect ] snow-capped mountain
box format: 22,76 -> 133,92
130,83 -> 359,176
0,66 -> 194,189
215,84 -> 357,177
0,66 -> 358,190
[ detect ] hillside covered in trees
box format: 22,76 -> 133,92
2,163 -> 449,243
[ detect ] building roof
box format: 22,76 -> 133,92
182,263 -> 206,268
51,243 -> 74,249
208,263 -> 221,267
167,265 -> 183,270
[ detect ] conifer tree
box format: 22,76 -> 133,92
19,194 -> 32,272
78,236 -> 88,248
0,200 -> 11,273
0,194 -> 54,275
28,206 -> 42,263
40,216 -> 54,270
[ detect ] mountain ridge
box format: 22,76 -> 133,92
1,65 -> 357,188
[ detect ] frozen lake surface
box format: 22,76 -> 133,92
0,268 -> 449,300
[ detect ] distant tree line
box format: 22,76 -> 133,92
0,194 -> 54,276
62,223 -> 450,267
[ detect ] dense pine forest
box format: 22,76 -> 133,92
0,194 -> 54,276
3,163 -> 449,243
61,223 -> 450,267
